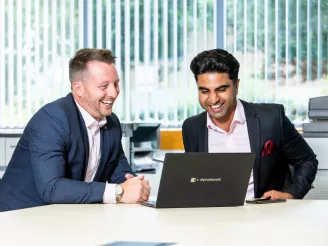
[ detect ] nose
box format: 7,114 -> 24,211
208,92 -> 219,104
106,83 -> 119,98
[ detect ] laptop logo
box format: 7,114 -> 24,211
190,178 -> 221,182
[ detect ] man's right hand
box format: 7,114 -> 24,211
119,174 -> 151,204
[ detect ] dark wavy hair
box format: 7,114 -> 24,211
190,49 -> 240,83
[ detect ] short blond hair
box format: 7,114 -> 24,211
69,48 -> 116,83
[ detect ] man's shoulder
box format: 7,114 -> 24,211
28,94 -> 74,127
182,111 -> 206,128
45,93 -> 74,112
242,100 -> 284,116
106,112 -> 120,127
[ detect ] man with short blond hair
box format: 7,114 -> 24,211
0,48 -> 150,212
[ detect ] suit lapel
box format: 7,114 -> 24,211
93,121 -> 112,181
241,100 -> 261,196
80,121 -> 89,179
198,112 -> 208,152
68,93 -> 90,180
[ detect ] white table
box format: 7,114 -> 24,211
0,200 -> 327,246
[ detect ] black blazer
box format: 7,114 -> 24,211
182,100 -> 318,198
0,93 -> 135,212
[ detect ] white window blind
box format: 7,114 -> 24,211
225,0 -> 328,126
0,0 -> 216,128
2,1 -> 326,128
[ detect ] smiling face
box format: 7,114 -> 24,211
197,72 -> 239,126
72,61 -> 120,121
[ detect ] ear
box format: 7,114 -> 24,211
234,79 -> 240,96
72,81 -> 84,97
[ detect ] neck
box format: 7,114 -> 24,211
211,101 -> 237,132
212,111 -> 235,132
73,92 -> 102,121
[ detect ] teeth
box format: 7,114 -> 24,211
211,103 -> 223,109
102,101 -> 112,105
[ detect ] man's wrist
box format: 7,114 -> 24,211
115,184 -> 124,202
282,192 -> 294,199
103,183 -> 117,204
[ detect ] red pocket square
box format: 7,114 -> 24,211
262,140 -> 275,156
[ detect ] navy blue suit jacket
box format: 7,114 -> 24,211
0,93 -> 135,212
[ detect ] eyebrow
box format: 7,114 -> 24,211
99,79 -> 120,86
99,82 -> 109,86
198,84 -> 229,91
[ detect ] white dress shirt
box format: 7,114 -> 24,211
207,99 -> 254,199
75,100 -> 117,203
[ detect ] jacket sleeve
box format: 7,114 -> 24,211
28,107 -> 105,205
182,119 -> 191,152
182,116 -> 202,152
109,114 -> 136,184
109,143 -> 136,183
279,105 -> 318,198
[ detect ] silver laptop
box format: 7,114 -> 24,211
140,152 -> 255,208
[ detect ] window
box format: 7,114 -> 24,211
0,0 -> 216,128
225,0 -> 328,126
1,0 -> 80,128
1,0 -> 326,129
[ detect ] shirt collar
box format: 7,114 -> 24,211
74,99 -> 107,129
207,98 -> 246,132
233,99 -> 246,124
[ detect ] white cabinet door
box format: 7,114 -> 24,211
121,137 -> 131,164
0,137 -> 5,170
304,137 -> 328,170
5,137 -> 20,167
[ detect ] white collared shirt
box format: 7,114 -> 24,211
75,100 -> 116,203
207,99 -> 254,198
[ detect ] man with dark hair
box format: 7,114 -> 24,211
0,48 -> 150,212
183,48 -> 318,200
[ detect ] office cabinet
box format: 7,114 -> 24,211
0,137 -> 5,167
304,137 -> 328,170
5,137 -> 20,166
0,137 -> 5,178
0,133 -> 21,177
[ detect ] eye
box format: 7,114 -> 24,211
114,83 -> 119,88
200,90 -> 208,94
217,87 -> 227,92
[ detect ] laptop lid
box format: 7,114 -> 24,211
154,152 -> 255,208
